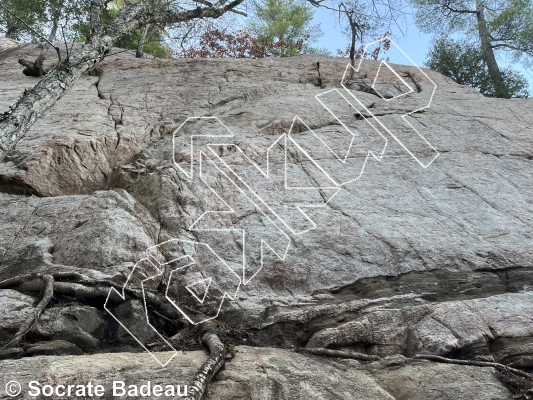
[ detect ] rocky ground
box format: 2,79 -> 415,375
0,39 -> 532,399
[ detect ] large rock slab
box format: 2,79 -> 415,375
0,43 -> 141,197
0,347 -> 514,399
362,356 -> 513,400
1,44 -> 532,299
0,290 -> 34,341
0,43 -> 532,397
236,292 -> 533,367
0,189 -> 161,280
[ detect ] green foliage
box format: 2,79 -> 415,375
487,0 -> 533,67
248,0 -> 328,56
117,28 -> 168,58
411,0 -> 474,34
0,0 -> 49,40
411,0 -> 533,66
71,1 -> 168,58
1,0 -> 91,43
411,0 -> 532,97
425,37 -> 529,98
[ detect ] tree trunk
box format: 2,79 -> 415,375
349,21 -> 357,80
0,34 -> 114,161
184,323 -> 227,400
0,0 -> 245,163
136,24 -> 150,58
35,16 -> 59,67
475,0 -> 509,98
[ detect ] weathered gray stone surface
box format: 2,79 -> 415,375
0,290 -> 35,341
0,347 -> 514,399
362,355 -> 513,400
25,340 -> 83,356
0,190 -> 161,279
1,41 -> 532,398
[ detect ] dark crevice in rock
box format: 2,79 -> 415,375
320,267 -> 533,302
312,61 -> 323,88
344,78 -> 381,98
107,95 -> 124,150
406,71 -> 422,93
90,67 -> 105,99
225,268 -> 533,354
509,153 -> 533,160
0,175 -> 39,197
496,369 -> 533,399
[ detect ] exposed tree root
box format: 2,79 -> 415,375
0,274 -> 37,289
304,347 -> 380,361
413,354 -> 533,380
2,275 -> 54,349
0,272 -> 181,319
8,272 -> 532,397
1,272 -> 228,399
0,272 -> 121,290
184,321 -> 228,400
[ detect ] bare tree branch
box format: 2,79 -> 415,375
443,4 -> 477,14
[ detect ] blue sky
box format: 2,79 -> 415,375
311,6 -> 533,86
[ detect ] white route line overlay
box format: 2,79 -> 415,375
342,37 -> 439,169
190,151 -> 292,285
103,257 -> 177,367
108,37 -> 439,365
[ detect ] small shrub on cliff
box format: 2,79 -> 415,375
174,22 -> 309,58
336,32 -> 391,61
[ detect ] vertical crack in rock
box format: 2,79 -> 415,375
108,94 -> 124,150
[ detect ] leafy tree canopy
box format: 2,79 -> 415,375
71,1 -> 168,58
0,0 -> 47,40
411,0 -> 533,67
425,36 -> 529,98
248,0 -> 328,56
411,0 -> 532,97
487,0 -> 533,67
0,0 -> 86,42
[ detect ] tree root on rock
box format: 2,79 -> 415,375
413,354 -> 533,380
1,272 -> 229,400
184,321 -> 228,400
0,272 -> 180,320
4,273 -> 533,398
18,58 -> 50,77
303,347 -> 380,361
0,273 -> 39,289
2,275 -> 54,349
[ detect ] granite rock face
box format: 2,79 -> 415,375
0,347 -> 514,400
0,41 -> 532,398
